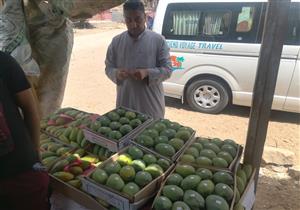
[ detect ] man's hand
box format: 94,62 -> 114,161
133,69 -> 149,80
117,69 -> 130,80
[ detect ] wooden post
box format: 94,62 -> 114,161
243,0 -> 290,190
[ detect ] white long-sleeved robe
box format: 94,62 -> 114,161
105,29 -> 172,119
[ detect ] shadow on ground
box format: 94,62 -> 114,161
165,97 -> 300,125
255,174 -> 300,210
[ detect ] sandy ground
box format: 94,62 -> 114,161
62,27 -> 300,210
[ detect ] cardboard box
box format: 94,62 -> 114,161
83,107 -> 153,152
152,163 -> 237,210
177,137 -> 243,172
81,145 -> 175,210
239,168 -> 256,210
83,128 -> 132,152
50,174 -> 155,210
50,175 -> 107,210
129,193 -> 156,210
132,119 -> 196,162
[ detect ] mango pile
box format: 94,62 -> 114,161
90,145 -> 171,197
87,108 -> 150,141
40,107 -> 98,147
50,148 -> 102,189
42,115 -> 96,147
56,126 -> 89,147
180,137 -> 239,168
40,132 -> 110,190
41,108 -> 94,129
86,143 -> 115,161
134,119 -> 194,159
40,107 -> 118,162
232,164 -> 253,210
154,164 -> 235,210
54,126 -> 116,162
40,134 -> 74,169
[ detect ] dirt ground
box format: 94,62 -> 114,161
62,27 -> 300,210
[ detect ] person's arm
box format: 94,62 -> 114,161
105,42 -> 119,84
14,89 -> 40,153
105,42 -> 131,85
134,38 -> 172,85
4,52 -> 41,156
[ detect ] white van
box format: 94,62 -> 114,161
153,0 -> 300,113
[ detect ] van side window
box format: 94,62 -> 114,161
163,3 -> 262,43
257,2 -> 299,45
236,7 -> 255,32
203,11 -> 231,35
285,2 -> 300,45
172,10 -> 201,36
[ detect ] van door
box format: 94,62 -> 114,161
284,50 -> 300,113
281,2 -> 300,113
241,2 -> 299,111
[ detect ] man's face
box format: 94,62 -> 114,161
124,10 -> 146,38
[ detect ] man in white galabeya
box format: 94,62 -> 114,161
105,0 -> 172,119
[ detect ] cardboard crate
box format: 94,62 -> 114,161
178,136 -> 243,172
151,163 -> 237,210
81,145 -> 175,210
132,119 -> 196,162
239,167 -> 256,210
83,107 -> 153,152
50,175 -> 107,210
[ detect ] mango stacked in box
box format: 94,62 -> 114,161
40,108 -> 116,190
41,107 -> 254,210
40,133 -> 74,169
89,145 -> 171,198
85,107 -> 150,141
153,163 -> 235,210
40,108 -> 115,161
232,163 -> 254,210
134,119 -> 194,159
41,108 -> 95,147
40,133 -> 102,189
180,137 -> 240,169
49,148 -> 103,189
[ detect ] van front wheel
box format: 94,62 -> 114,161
186,79 -> 230,114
